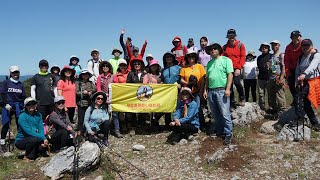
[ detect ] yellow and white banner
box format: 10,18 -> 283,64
110,83 -> 178,113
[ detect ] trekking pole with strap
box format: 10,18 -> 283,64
294,83 -> 305,141
92,136 -> 149,178
72,137 -> 81,180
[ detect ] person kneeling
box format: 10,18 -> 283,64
15,97 -> 49,161
47,96 -> 76,151
167,87 -> 199,144
84,92 -> 110,146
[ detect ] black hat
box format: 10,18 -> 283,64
290,30 -> 301,38
188,38 -> 194,42
301,39 -> 313,46
91,92 -> 108,104
39,59 -> 49,67
227,29 -> 237,37
163,51 -> 178,68
111,48 -> 123,55
205,43 -> 223,55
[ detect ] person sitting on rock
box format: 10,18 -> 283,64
167,87 -> 199,144
47,96 -> 77,151
15,97 -> 49,161
84,92 -> 111,146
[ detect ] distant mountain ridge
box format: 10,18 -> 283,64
0,75 -> 33,82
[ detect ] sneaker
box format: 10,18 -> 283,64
209,133 -> 218,138
313,124 -> 320,132
238,100 -> 246,107
223,135 -> 232,145
114,130 -> 124,138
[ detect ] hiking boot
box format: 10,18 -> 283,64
238,100 -> 246,107
114,130 -> 124,138
166,132 -> 181,144
223,135 -> 232,145
0,144 -> 7,152
313,124 -> 320,132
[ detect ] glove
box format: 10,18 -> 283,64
5,104 -> 12,111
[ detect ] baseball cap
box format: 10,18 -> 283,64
301,39 -> 313,46
270,40 -> 281,45
173,38 -> 180,42
290,30 -> 301,38
9,65 -> 20,73
119,59 -> 127,65
227,29 -> 237,37
146,54 -> 153,58
54,96 -> 65,103
91,49 -> 99,54
24,97 -> 37,107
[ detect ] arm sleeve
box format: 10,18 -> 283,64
31,85 -> 36,99
304,53 -> 320,77
54,87 -> 58,97
87,61 -> 94,75
120,34 -> 128,58
49,112 -> 68,129
84,107 -> 93,134
183,45 -> 188,55
126,72 -> 132,83
18,114 -> 46,140
284,47 -> 291,76
239,43 -> 246,69
140,42 -> 147,58
76,82 -> 81,96
126,43 -> 133,59
96,76 -> 102,92
91,82 -> 97,93
178,102 -> 198,124
57,80 -> 63,90
0,80 -> 8,104
173,102 -> 182,120
113,75 -> 119,83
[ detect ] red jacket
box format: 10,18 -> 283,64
284,42 -> 302,77
127,42 -> 147,70
113,70 -> 129,83
222,40 -> 246,70
171,36 -> 188,66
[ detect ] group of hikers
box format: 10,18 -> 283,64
1,28 -> 320,161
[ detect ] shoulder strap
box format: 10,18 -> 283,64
238,42 -> 242,50
223,45 -> 227,52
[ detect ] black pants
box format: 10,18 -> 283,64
244,79 -> 257,102
88,121 -> 110,139
48,129 -> 71,150
126,113 -> 148,128
294,84 -> 319,125
1,111 -> 18,139
37,104 -> 53,121
172,123 -> 198,135
287,74 -> 297,99
77,106 -> 89,132
230,73 -> 245,105
15,137 -> 44,160
67,107 -> 76,124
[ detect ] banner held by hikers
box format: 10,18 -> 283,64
110,83 -> 178,112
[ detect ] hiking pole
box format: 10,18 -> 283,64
91,137 -> 124,180
93,137 -> 149,178
72,137 -> 80,180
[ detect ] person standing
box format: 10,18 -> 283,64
87,49 -> 103,84
257,43 -> 272,111
242,51 -> 258,102
109,48 -> 125,74
197,36 -> 211,69
171,36 -> 188,66
187,38 -> 198,52
31,59 -> 57,121
0,66 -> 26,151
268,40 -> 286,116
57,66 -> 77,124
204,43 -> 234,145
69,56 -> 82,79
295,39 -> 320,131
223,29 -> 246,108
284,30 -> 303,104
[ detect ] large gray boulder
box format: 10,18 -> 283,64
260,121 -> 277,134
231,102 -> 264,126
276,124 -> 311,141
42,141 -> 101,179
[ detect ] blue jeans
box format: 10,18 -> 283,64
112,112 -> 120,130
208,89 -> 233,136
194,94 -> 205,129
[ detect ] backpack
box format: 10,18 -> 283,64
88,59 -> 102,71
223,42 -> 243,53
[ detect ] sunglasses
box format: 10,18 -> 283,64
102,65 -> 109,68
26,102 -> 37,106
133,63 -> 141,66
56,101 -> 65,105
12,71 -> 20,74
96,97 -> 105,101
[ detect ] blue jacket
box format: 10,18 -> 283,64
173,100 -> 200,129
15,111 -> 46,143
84,106 -> 109,134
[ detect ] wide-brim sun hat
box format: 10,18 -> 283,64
79,69 -> 93,79
61,65 -> 76,76
91,91 -> 108,103
54,96 -> 65,103
259,42 -> 271,52
163,52 -> 178,66
149,59 -> 160,67
112,48 -> 123,55
180,87 -> 194,98
247,51 -> 257,58
184,50 -> 198,63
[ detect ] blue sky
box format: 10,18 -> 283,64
1,0 -> 319,75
